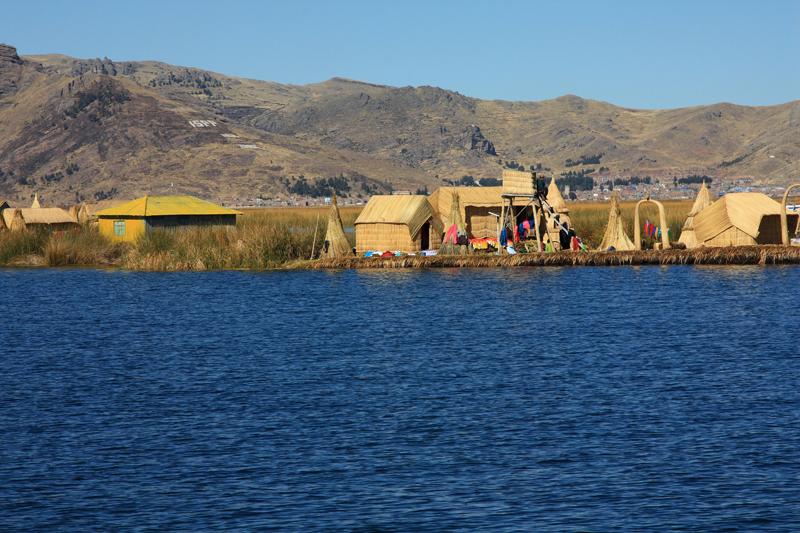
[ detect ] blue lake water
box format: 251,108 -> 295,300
1,266 -> 799,531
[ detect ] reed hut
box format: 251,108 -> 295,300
77,204 -> 91,225
541,178 -> 571,250
598,192 -> 635,251
439,191 -> 468,255
31,193 -> 41,208
0,200 -> 8,230
693,192 -> 798,247
428,186 -> 503,238
545,178 -> 570,223
678,182 -> 712,248
0,206 -> 78,231
8,209 -> 25,232
95,195 -> 240,241
354,195 -> 440,253
321,194 -> 352,258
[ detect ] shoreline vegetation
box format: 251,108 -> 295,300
2,202 -> 799,270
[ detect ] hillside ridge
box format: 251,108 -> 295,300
1,44 -> 798,206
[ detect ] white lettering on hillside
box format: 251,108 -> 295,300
189,120 -> 217,128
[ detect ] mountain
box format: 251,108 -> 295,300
1,43 -> 798,206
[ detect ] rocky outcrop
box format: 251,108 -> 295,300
148,68 -> 223,90
70,57 -> 119,76
0,44 -> 22,65
0,44 -> 24,97
465,125 -> 496,155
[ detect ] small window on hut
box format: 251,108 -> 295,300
114,220 -> 126,236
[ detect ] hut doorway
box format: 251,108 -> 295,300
420,222 -> 430,250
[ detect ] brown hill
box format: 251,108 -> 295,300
1,44 -> 798,206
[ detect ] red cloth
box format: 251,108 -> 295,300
444,224 -> 458,244
513,226 -> 520,243
571,236 -> 580,251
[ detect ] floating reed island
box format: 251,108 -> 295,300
297,246 -> 800,270
2,174 -> 800,271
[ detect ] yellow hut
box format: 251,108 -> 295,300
95,195 -> 241,241
354,195 -> 441,253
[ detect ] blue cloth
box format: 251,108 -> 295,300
500,228 -> 508,246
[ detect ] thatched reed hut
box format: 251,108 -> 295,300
95,195 -> 240,241
598,192 -> 635,251
439,191 -> 469,255
693,192 -> 798,247
428,186 -> 503,239
541,178 -> 571,250
678,182 -> 712,248
0,200 -> 8,230
321,194 -> 352,258
545,178 -> 570,223
354,195 -> 441,253
0,206 -> 78,232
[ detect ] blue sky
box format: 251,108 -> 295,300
2,0 -> 798,108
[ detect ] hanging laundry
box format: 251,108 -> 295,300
500,228 -> 508,246
444,224 -> 458,244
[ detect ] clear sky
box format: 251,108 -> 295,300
2,0 -> 798,108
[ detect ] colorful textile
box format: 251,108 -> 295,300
513,226 -> 520,243
470,238 -> 489,250
500,228 -> 508,246
443,224 -> 458,244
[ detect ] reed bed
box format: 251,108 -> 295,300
0,229 -> 49,265
123,209 -> 356,271
44,229 -> 126,266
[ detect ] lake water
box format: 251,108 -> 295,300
1,266 -> 799,530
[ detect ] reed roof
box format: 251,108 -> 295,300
546,178 -> 568,213
429,186 -> 503,225
1,207 -> 76,227
95,195 -> 241,218
355,195 -> 434,237
693,193 -> 785,242
687,182 -> 712,217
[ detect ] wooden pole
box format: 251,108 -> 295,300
310,211 -> 321,259
634,199 -> 643,250
499,198 -> 506,255
533,200 -> 543,252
